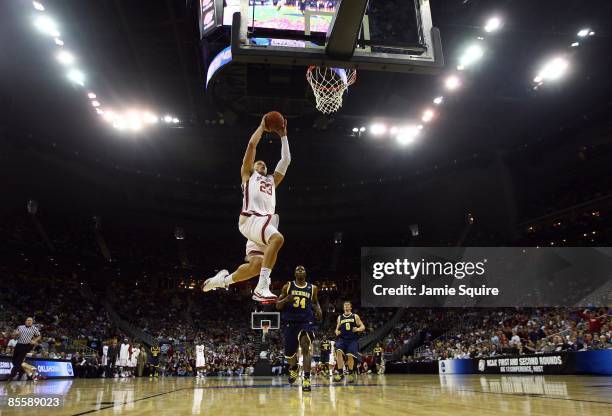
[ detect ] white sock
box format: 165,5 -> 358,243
223,273 -> 235,286
258,267 -> 271,287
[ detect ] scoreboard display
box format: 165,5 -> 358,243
222,0 -> 337,33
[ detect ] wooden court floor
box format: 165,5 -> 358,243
1,374 -> 611,415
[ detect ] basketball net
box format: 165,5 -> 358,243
306,66 -> 357,114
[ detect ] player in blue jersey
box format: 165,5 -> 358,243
333,300 -> 365,383
276,265 -> 322,391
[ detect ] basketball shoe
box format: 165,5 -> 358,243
252,277 -> 277,302
202,270 -> 229,292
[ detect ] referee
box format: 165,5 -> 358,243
9,317 -> 41,380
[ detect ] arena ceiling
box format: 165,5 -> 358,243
2,0 -> 611,235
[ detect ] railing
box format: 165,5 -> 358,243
65,340 -> 98,357
413,321 -> 472,358
359,308 -> 406,353
101,288 -> 158,347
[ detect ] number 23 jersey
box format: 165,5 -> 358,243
242,172 -> 276,215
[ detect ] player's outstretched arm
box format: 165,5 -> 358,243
335,315 -> 341,336
273,118 -> 290,187
275,282 -> 293,310
312,285 -> 323,321
353,314 -> 366,333
241,117 -> 267,182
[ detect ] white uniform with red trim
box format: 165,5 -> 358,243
118,342 -> 129,367
101,345 -> 108,366
195,344 -> 206,368
239,171 -> 280,257
129,347 -> 139,368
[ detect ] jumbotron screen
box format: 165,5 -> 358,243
223,0 -> 338,32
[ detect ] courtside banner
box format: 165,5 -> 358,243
0,357 -> 74,381
361,247 -> 612,307
438,350 -> 612,375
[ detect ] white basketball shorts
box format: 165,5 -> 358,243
239,213 -> 280,258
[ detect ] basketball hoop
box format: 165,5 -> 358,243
306,66 -> 357,114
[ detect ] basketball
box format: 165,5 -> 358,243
264,111 -> 285,131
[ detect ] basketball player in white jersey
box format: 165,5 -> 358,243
130,344 -> 140,377
195,343 -> 206,378
118,338 -> 130,377
101,343 -> 109,377
203,116 -> 290,302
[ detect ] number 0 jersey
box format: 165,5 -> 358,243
242,172 -> 276,215
339,313 -> 359,341
282,281 -> 315,323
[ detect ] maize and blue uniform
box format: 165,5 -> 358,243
282,281 -> 316,359
336,313 -> 360,359
320,340 -> 331,364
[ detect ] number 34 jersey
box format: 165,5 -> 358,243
282,281 -> 315,324
242,172 -> 276,215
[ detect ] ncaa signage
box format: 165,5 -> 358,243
0,356 -> 74,380
438,351 -> 612,375
479,355 -> 565,374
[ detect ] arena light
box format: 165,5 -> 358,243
67,69 -> 85,86
422,109 -> 435,123
444,75 -> 461,91
113,119 -> 127,130
129,120 -> 143,131
359,126 -> 366,132
433,96 -> 444,105
56,50 -> 75,65
352,127 -> 359,133
28,3 -> 178,133
535,57 -> 569,83
370,123 -> 387,135
32,1 -> 45,11
571,42 -> 580,47
459,44 -> 484,68
484,17 -> 502,33
396,126 -> 419,146
577,28 -> 590,37
126,110 -> 142,123
34,15 -> 60,37
103,111 -> 117,122
143,112 -> 159,124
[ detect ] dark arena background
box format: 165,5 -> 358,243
1,0 -> 611,415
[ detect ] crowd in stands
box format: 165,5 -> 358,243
411,307 -> 611,361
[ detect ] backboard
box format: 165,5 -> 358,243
251,311 -> 280,330
228,0 -> 443,74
